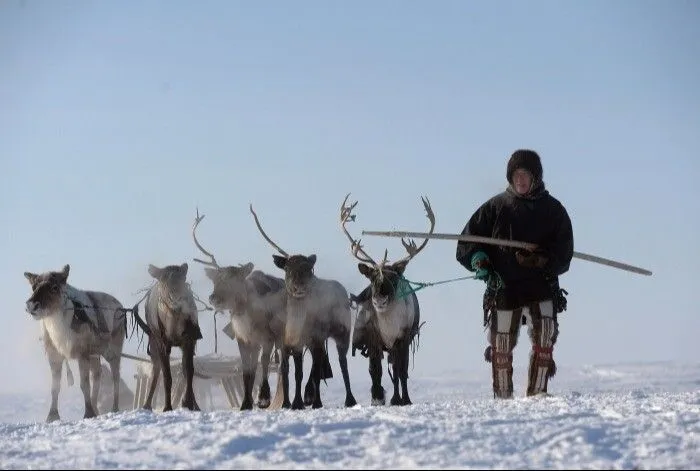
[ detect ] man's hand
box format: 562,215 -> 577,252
471,251 -> 492,281
515,249 -> 550,269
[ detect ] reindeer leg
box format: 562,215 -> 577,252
107,354 -> 122,413
142,350 -> 161,411
291,349 -> 305,410
257,342 -> 273,409
78,356 -> 97,419
160,346 -> 174,412
181,341 -> 198,411
369,350 -> 385,406
280,346 -> 292,409
303,347 -> 317,407
309,344 -> 324,409
89,356 -> 101,415
335,335 -> 357,408
238,341 -> 256,411
389,346 -> 402,406
399,340 -> 412,406
45,343 -> 63,422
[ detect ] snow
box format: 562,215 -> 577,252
1,361 -> 698,470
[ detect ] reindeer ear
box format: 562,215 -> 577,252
240,262 -> 254,278
204,267 -> 218,281
307,254 -> 317,267
148,264 -> 162,279
392,260 -> 409,276
180,263 -> 188,275
24,272 -> 38,285
57,264 -> 70,283
273,255 -> 287,270
358,263 -> 374,279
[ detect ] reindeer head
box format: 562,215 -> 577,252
357,259 -> 410,312
24,264 -> 70,318
341,193 -> 435,313
249,204 -> 316,299
147,263 -> 193,314
273,253 -> 317,299
191,208 -> 257,310
204,264 -> 254,310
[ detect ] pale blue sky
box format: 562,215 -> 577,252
1,1 -> 698,395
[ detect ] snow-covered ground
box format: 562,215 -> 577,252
1,360 -> 698,469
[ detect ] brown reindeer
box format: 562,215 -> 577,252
135,262 -> 203,412
23,264 -> 127,422
192,209 -> 287,411
250,204 -> 357,410
341,194 -> 434,406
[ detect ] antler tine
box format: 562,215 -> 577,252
340,193 -> 378,266
249,204 -> 290,258
192,207 -> 220,268
380,248 -> 389,268
397,195 -> 436,264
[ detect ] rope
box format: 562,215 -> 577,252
395,274 -> 477,300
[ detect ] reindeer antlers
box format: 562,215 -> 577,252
249,204 -> 290,258
341,193 -> 379,266
396,196 -> 435,265
341,194 -> 435,267
192,207 -> 220,268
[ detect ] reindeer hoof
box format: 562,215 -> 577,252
281,401 -> 292,409
257,398 -> 271,409
142,404 -> 153,411
303,384 -> 315,406
291,398 -> 305,410
390,396 -> 402,406
163,405 -> 173,412
83,406 -> 97,419
46,410 -> 60,423
371,386 -> 385,406
240,399 -> 254,411
402,397 -> 413,406
345,395 -> 358,407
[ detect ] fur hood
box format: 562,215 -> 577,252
507,149 -> 543,184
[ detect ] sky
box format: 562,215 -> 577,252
1,1 -> 699,395
0,361 -> 698,468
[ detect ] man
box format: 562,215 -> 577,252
456,149 -> 574,398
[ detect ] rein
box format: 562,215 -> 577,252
395,274 -> 477,300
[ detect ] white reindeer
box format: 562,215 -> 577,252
340,193 -> 434,406
250,204 -> 357,410
24,264 -> 127,421
191,209 -> 287,410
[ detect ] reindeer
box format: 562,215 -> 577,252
134,262 -> 203,412
23,264 -> 127,422
340,193 -> 434,406
191,209 -> 287,411
250,204 -> 357,410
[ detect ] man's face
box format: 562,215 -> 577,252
512,168 -> 533,195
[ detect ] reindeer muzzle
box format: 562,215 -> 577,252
25,300 -> 40,316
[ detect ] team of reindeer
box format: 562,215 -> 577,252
23,194 -> 436,422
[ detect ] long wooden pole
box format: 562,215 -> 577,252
361,230 -> 652,276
